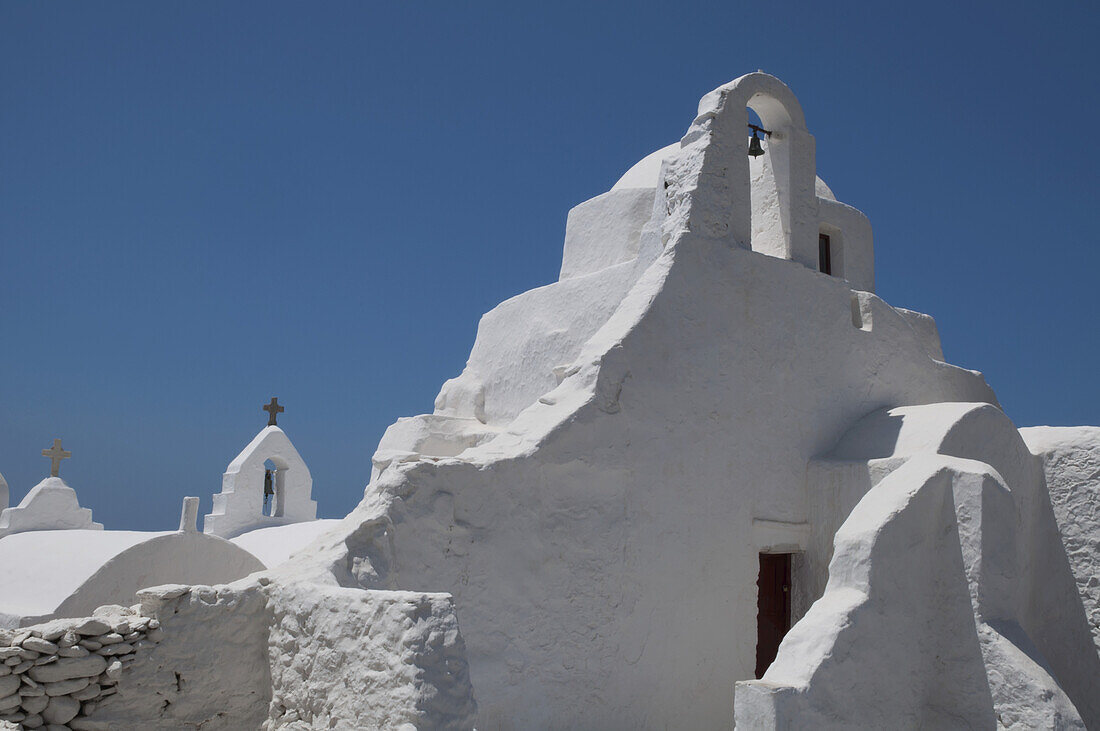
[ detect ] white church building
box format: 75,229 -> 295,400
0,72 -> 1096,730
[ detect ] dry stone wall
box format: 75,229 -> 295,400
0,604 -> 161,730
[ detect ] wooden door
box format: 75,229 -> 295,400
755,552 -> 792,679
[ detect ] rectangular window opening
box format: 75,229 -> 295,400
818,233 -> 832,275
756,552 -> 793,679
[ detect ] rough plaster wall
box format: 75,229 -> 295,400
1020,427 -> 1100,647
89,579 -> 477,730
273,74 -> 1078,728
1020,426 -> 1100,727
266,584 -> 476,729
434,259 -> 639,426
93,582 -> 273,730
376,414 -> 498,461
809,404 -> 1100,727
895,307 -> 945,360
283,237 -> 998,729
559,188 -> 654,280
735,456 -> 1084,729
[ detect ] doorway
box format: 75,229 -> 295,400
755,552 -> 792,678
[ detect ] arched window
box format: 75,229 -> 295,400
262,458 -> 285,517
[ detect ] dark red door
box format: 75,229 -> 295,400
755,553 -> 792,678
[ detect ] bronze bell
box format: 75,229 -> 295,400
748,130 -> 765,158
264,469 -> 275,497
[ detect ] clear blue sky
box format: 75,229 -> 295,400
2,1 -> 1097,530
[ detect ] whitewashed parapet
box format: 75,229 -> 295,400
83,578 -> 478,730
265,583 -> 478,729
0,477 -> 103,539
0,604 -> 161,729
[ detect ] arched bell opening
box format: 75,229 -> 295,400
262,458 -> 287,518
680,73 -> 815,267
745,93 -> 799,261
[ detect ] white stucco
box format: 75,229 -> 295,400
737,400 -> 1097,728
0,477 -> 102,539
204,426 -> 318,539
269,73 -> 1041,728
263,72 -> 1098,729
84,579 -> 478,729
0,529 -> 264,628
230,519 -> 342,569
736,455 -> 1084,729
8,71 -> 1096,730
0,472 -> 8,513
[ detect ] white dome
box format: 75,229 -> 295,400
612,143 -> 836,201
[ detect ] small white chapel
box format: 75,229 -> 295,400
0,399 -> 336,629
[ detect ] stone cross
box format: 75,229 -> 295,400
42,438 -> 71,477
263,397 -> 284,427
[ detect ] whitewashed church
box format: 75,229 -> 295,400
0,72 -> 1096,730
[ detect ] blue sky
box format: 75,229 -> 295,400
2,1 -> 1097,530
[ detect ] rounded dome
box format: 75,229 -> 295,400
612,143 -> 836,201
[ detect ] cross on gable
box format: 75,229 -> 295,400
263,397 -> 285,426
42,438 -> 71,477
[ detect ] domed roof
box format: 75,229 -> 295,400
611,143 -> 836,201
0,529 -> 264,627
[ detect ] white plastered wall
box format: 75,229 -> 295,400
792,403 -> 1100,727
282,249 -> 996,728
272,73 -> 1091,728
736,455 -> 1084,729
203,426 -> 317,539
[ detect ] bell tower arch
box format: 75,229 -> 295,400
660,72 -> 819,269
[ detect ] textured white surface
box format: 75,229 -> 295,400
609,140 -> 872,290
1021,427 -> 1100,650
13,72 -> 1096,730
204,426 -> 318,539
433,258 -> 641,428
266,583 -> 477,729
88,580 -> 477,730
93,582 -> 273,729
276,75 -> 1012,728
0,530 -> 264,627
0,477 -> 102,538
736,455 -> 1084,729
231,519 -> 342,568
802,403 -> 1100,727
559,188 -> 655,280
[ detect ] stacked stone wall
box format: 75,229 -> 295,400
0,605 -> 160,729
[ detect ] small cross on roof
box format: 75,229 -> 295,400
42,438 -> 71,478
263,397 -> 285,426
